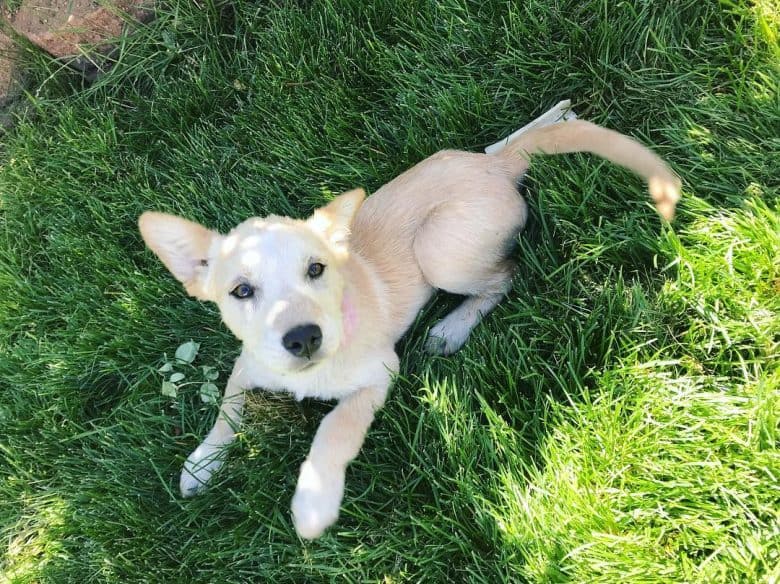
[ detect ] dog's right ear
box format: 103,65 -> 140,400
138,212 -> 220,301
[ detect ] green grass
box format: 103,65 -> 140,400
1,0 -> 778,581
1,1 -> 23,16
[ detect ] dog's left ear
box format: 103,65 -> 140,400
308,188 -> 366,251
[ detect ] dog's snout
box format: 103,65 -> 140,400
282,324 -> 323,358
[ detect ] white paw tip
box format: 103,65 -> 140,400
179,472 -> 207,498
292,504 -> 338,540
425,325 -> 468,355
424,333 -> 449,355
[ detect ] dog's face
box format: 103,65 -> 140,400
139,189 -> 365,375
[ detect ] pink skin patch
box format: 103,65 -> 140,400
341,289 -> 358,347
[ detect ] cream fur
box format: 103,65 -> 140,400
138,119 -> 681,539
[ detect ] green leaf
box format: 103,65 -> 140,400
169,372 -> 185,383
200,383 -> 219,404
175,341 -> 199,364
161,381 -> 177,398
162,30 -> 176,51
201,366 -> 219,381
158,362 -> 173,373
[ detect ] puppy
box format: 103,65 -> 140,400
139,120 -> 680,539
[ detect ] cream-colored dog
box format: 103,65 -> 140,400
139,120 -> 680,539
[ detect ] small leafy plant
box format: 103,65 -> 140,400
158,341 -> 221,404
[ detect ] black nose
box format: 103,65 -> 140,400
282,324 -> 323,358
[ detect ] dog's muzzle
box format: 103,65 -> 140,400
282,324 -> 323,359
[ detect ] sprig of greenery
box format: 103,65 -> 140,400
157,341 -> 220,404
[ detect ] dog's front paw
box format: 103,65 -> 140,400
291,459 -> 345,539
179,443 -> 226,497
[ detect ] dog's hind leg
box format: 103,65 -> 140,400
424,289 -> 508,355
414,192 -> 524,355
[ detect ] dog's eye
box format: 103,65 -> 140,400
230,283 -> 255,299
307,262 -> 325,279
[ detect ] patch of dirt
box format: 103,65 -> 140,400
0,0 -> 153,126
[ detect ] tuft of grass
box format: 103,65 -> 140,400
1,0 -> 24,16
1,0 -> 778,582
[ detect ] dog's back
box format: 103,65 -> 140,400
349,120 -> 681,345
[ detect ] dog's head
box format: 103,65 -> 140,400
138,189 -> 365,374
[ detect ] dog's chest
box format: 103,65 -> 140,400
243,348 -> 394,401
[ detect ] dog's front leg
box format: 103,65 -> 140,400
292,382 -> 389,539
180,355 -> 250,497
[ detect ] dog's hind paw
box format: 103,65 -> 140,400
425,294 -> 506,355
425,320 -> 471,355
424,333 -> 450,355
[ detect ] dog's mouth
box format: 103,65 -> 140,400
295,359 -> 321,373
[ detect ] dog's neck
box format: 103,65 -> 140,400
340,287 -> 358,347
338,250 -> 392,348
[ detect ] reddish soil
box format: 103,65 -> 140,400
0,0 -> 152,122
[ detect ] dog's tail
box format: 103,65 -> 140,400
495,120 -> 681,220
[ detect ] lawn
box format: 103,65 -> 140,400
0,0 -> 778,582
